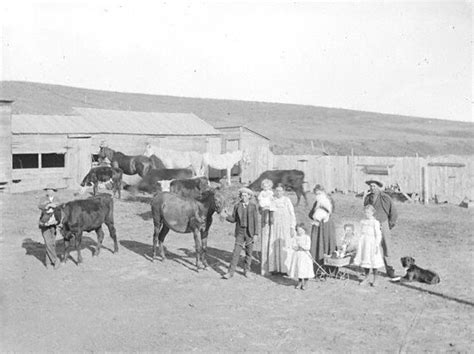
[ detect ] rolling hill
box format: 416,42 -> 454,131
1,81 -> 472,156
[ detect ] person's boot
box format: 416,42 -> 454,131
301,279 -> 308,290
359,270 -> 370,285
295,279 -> 302,289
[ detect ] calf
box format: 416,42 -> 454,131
248,169 -> 308,206
170,176 -> 210,199
59,194 -> 118,264
125,168 -> 193,194
80,166 -> 123,198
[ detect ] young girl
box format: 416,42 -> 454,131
257,179 -> 275,226
288,223 -> 315,290
353,205 -> 384,286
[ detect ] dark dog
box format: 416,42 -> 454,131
400,257 -> 440,284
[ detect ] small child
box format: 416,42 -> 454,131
337,223 -> 357,257
353,205 -> 384,286
310,187 -> 333,226
287,223 -> 315,290
257,179 -> 275,226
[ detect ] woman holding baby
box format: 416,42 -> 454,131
308,184 -> 337,273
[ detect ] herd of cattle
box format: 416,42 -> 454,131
44,146 -> 308,269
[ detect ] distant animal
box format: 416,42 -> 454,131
59,194 -> 118,264
124,168 -> 194,194
400,256 -> 440,284
201,150 -> 249,186
170,176 -> 210,199
143,144 -> 203,176
149,154 -> 166,170
98,146 -> 153,178
150,189 -> 226,270
248,169 -> 308,206
80,166 -> 123,198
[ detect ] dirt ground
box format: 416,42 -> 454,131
1,186 -> 473,352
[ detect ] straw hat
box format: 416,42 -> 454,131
365,180 -> 383,188
239,187 -> 254,196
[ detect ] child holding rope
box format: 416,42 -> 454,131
288,223 -> 315,290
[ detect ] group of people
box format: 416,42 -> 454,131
37,177 -> 398,287
222,178 -> 398,288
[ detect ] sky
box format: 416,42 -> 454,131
0,0 -> 472,122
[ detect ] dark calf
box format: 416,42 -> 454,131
60,194 -> 118,264
81,166 -> 123,198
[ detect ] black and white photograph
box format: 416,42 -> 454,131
0,0 -> 472,352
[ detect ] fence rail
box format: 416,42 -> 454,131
267,153 -> 474,203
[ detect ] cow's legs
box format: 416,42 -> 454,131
152,224 -> 160,262
158,225 -> 170,261
63,238 -> 71,264
95,226 -> 105,256
200,216 -> 213,269
193,229 -> 204,270
76,231 -> 83,264
105,221 -> 119,253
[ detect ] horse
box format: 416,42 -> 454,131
143,144 -> 203,176
150,189 -> 226,270
98,146 -> 154,178
201,150 -> 249,186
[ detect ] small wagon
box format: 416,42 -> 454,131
323,254 -> 352,280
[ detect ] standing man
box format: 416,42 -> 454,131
38,184 -> 61,269
363,180 -> 398,278
223,187 -> 259,279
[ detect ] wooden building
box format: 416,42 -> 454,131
215,126 -> 271,183
6,107 -> 222,193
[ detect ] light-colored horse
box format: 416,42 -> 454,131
202,150 -> 250,186
143,144 -> 203,176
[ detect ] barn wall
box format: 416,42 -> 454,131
0,101 -> 13,191
240,130 -> 271,184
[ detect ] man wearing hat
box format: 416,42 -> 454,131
363,180 -> 398,278
38,184 -> 61,269
223,187 -> 259,279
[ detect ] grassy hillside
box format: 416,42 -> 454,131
1,81 -> 472,156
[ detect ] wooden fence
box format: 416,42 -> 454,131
269,153 -> 474,203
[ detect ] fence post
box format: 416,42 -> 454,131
422,164 -> 429,204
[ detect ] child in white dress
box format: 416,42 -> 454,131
288,223 -> 315,290
257,179 -> 275,226
353,205 -> 384,286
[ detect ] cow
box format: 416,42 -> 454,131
169,176 -> 210,199
124,168 -> 193,194
151,189 -> 226,270
248,169 -> 308,206
59,194 -> 118,264
80,166 -> 123,198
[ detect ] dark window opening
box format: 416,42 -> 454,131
42,153 -> 65,168
13,154 -> 39,169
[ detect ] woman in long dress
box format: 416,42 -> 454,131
261,184 -> 296,275
308,184 -> 336,274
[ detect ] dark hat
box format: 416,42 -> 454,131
43,183 -> 58,192
365,180 -> 383,188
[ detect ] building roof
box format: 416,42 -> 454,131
12,107 -> 221,136
215,125 -> 270,140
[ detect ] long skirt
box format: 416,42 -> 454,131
309,219 -> 336,271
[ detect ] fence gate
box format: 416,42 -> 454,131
66,136 -> 92,187
428,162 -> 466,203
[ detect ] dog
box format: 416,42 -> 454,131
400,256 -> 440,284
